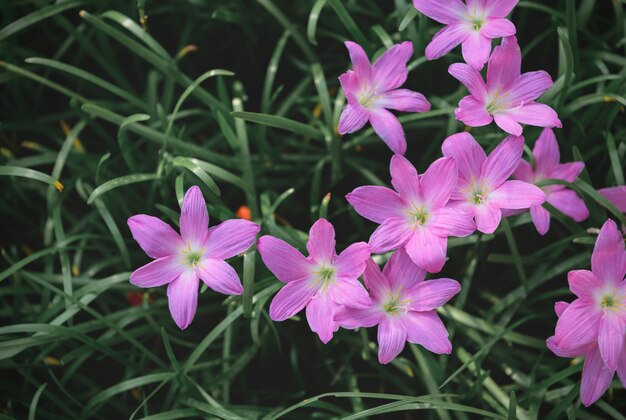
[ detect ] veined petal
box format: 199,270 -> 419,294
368,217 -> 413,254
533,128 -> 559,175
269,279 -> 317,321
490,181 -> 546,209
306,295 -> 339,344
507,102 -> 562,129
363,258 -> 391,299
430,207 -> 476,237
549,162 -> 585,183
486,36 -> 521,92
599,187 -> 626,212
461,31 -> 492,70
197,257 -> 243,295
390,154 -> 421,202
421,157 -> 457,208
203,219 -> 260,260
377,89 -> 431,112
257,236 -> 315,283
167,270 -> 199,330
493,114 -> 523,136
455,95 -> 493,127
329,277 -> 371,309
413,0 -> 466,24
474,203 -> 502,234
548,189 -> 589,222
598,313 -> 625,370
335,306 -> 382,329
580,345 -> 615,407
383,247 -> 427,290
441,132 -> 486,181
530,204 -> 550,235
370,108 -> 407,155
307,218 -> 336,263
377,317 -> 407,364
485,0 -> 519,17
344,41 -> 371,83
339,71 -> 360,103
481,135 -> 524,187
507,71 -> 554,104
449,63 -> 488,99
403,311 -> 452,354
338,104 -> 369,134
481,17 -> 516,38
405,228 -> 448,273
180,186 -> 209,248
546,336 -> 591,358
346,186 -> 406,223
618,350 -> 626,389
128,215 -> 183,259
555,301 -> 569,317
130,255 -> 185,288
554,298 -> 601,349
592,219 -> 626,286
568,270 -> 603,298
425,23 -> 470,60
372,41 -> 413,91
407,278 -> 460,311
512,160 -> 533,182
334,242 -> 371,282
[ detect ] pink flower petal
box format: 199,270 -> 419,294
269,279 -> 317,321
203,219 -> 260,260
329,277 -> 371,309
474,204 -> 502,234
128,215 -> 183,259
486,36 -> 521,92
507,71 -> 554,104
364,258 -> 391,299
554,298 -> 601,349
372,41 -> 413,91
338,104 -> 369,134
490,181 -> 547,209
618,350 -> 626,388
599,186 -> 626,212
512,160 -> 533,182
369,108 -> 407,155
403,311 -> 452,354
549,162 -> 585,183
307,218 -> 336,263
377,317 -> 407,364
493,114 -> 523,136
346,186 -> 406,223
420,157 -> 457,209
481,17 -> 516,38
407,278 -> 460,311
507,102 -> 562,129
368,217 -> 413,254
533,128 -> 559,174
546,336 -> 591,358
383,247 -> 427,289
455,95 -> 493,127
130,255 -> 185,288
580,345 -> 615,407
441,132 -> 486,181
530,204 -> 550,235
484,0 -> 519,17
449,63 -> 488,100
592,219 -> 626,286
377,89 -> 431,112
461,31 -> 492,70
430,207 -> 476,237
481,134 -> 524,188
548,189 -> 589,222
568,270 -> 602,298
554,301 -> 569,317
425,23 -> 470,60
197,257 -> 243,295
334,242 -> 371,282
413,0 -> 467,24
390,154 -> 421,202
405,228 -> 448,273
335,306 -> 382,329
306,295 -> 339,344
344,41 -> 371,83
167,270 -> 199,330
257,236 -> 315,283
180,186 -> 209,248
598,313 -> 625,370
339,71 -> 359,103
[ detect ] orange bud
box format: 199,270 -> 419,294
236,205 -> 252,220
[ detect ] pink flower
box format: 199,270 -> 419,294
441,132 -> 546,234
338,41 -> 431,155
335,249 -> 460,364
127,186 -> 260,329
511,128 -> 588,235
449,36 -> 561,136
547,219 -> 626,406
257,219 -> 371,344
346,154 -> 475,273
413,0 -> 518,69
599,186 -> 626,213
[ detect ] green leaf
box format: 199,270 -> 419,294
231,111 -> 324,140
0,0 -> 84,41
0,165 -> 64,191
87,173 -> 160,204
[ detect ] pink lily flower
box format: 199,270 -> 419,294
512,128 -> 589,235
346,154 -> 475,273
335,249 -> 460,364
441,132 -> 546,234
413,0 -> 518,69
338,41 -> 431,155
449,36 -> 562,136
127,186 -> 260,330
257,219 -> 371,344
547,219 -> 626,406
599,186 -> 626,213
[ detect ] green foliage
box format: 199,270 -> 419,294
0,0 -> 625,418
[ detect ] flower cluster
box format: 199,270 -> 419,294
123,0 -> 626,406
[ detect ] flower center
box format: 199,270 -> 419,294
602,294 -> 616,309
181,242 -> 204,268
383,290 -> 410,317
597,289 -> 625,313
470,17 -> 484,31
464,177 -> 490,205
312,263 -> 336,293
408,205 -> 429,227
357,88 -> 380,109
485,88 -> 511,114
